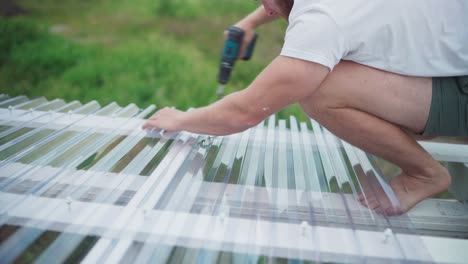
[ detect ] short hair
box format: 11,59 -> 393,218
276,0 -> 294,18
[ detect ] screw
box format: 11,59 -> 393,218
219,212 -> 226,223
220,194 -> 230,220
301,221 -> 310,237
207,136 -> 214,145
199,140 -> 206,148
66,196 -> 73,211
199,136 -> 216,148
382,228 -> 393,243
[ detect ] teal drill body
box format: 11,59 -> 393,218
217,26 -> 257,99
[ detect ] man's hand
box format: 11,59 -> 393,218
229,6 -> 278,59
142,107 -> 184,132
228,20 -> 256,60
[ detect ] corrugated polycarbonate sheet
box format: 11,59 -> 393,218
0,95 -> 467,263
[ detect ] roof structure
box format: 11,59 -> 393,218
0,94 -> 467,263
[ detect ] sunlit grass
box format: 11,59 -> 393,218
1,0 -> 307,120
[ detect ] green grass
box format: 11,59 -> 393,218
0,0 -> 307,120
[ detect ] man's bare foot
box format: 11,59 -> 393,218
358,164 -> 451,216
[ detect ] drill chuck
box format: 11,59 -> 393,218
218,63 -> 233,85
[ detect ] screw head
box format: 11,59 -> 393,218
382,228 -> 393,243
301,221 -> 310,237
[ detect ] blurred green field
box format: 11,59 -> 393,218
0,0 -> 308,120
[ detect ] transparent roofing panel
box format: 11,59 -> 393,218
0,95 -> 467,263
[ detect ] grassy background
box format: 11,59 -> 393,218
0,0 -> 307,120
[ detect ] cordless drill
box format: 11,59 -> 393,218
217,26 -> 258,99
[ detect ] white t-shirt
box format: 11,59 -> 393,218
280,0 -> 468,77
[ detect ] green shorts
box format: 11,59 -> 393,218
423,75 -> 468,136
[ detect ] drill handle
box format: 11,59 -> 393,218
242,33 -> 258,61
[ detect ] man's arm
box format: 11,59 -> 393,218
143,56 -> 329,135
233,6 -> 279,58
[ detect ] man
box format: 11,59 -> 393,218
143,0 -> 468,215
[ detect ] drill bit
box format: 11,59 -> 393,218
216,84 -> 225,99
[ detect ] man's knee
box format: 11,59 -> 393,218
303,60 -> 433,133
